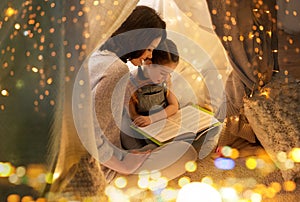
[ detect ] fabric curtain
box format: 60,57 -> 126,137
203,0 -> 278,147
47,0 -> 139,197
277,0 -> 300,34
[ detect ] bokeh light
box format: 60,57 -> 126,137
177,182 -> 221,202
114,176 -> 127,189
185,161 -> 197,172
214,157 -> 235,170
245,157 -> 257,170
289,148 -> 300,162
178,176 -> 191,188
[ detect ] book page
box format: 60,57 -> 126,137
132,105 -> 219,143
134,118 -> 191,142
168,105 -> 218,133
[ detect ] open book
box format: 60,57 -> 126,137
130,105 -> 220,145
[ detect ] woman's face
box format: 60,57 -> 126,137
130,37 -> 161,66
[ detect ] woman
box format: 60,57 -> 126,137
88,5 -> 197,184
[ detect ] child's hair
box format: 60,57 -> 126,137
152,39 -> 179,65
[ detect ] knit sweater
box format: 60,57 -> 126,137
89,50 -> 129,162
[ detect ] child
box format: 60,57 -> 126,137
121,39 -> 180,150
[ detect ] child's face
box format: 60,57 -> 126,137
146,62 -> 177,84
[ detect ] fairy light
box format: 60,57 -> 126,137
7,194 -> 20,202
5,7 -> 16,17
21,196 -> 34,202
219,187 -> 239,201
214,157 -> 235,170
138,177 -> 149,189
177,182 -> 222,202
114,177 -> 127,189
160,188 -> 178,201
185,161 -> 197,172
289,148 -> 300,162
221,146 -> 232,157
178,176 -> 190,188
201,176 -> 213,185
1,89 -> 9,96
250,193 -> 262,202
245,157 -> 257,170
283,181 -> 296,192
0,162 -> 13,177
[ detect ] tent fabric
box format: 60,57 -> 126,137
48,0 -> 139,197
203,0 -> 279,147
277,0 -> 300,34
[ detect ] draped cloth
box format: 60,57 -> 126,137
204,0 -> 278,148
48,0 -> 139,199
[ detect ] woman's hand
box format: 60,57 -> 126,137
133,116 -> 152,127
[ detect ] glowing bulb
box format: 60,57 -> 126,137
219,187 -> 239,201
214,158 -> 235,170
221,146 -> 232,157
283,181 -> 296,192
32,67 -> 39,73
185,161 -> 197,172
7,194 -> 20,202
178,176 -> 190,188
246,157 -> 257,170
177,182 -> 221,202
161,188 -> 178,201
114,177 -> 127,188
290,148 -> 300,162
14,23 -> 21,30
1,90 -> 9,96
5,7 -> 15,17
0,162 -> 13,177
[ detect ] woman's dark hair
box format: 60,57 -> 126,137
100,6 -> 167,62
152,39 -> 179,65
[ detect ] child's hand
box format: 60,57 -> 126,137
133,116 -> 152,127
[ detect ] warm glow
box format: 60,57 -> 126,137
7,194 -> 20,202
214,158 -> 235,170
290,148 -> 300,162
5,7 -> 16,17
219,187 -> 239,201
21,196 -> 34,202
283,181 -> 296,192
178,176 -> 190,187
230,148 -> 239,159
177,182 -> 221,202
137,177 -> 149,189
246,157 -> 257,170
185,161 -> 197,172
161,188 -> 178,201
221,146 -> 232,157
32,67 -> 39,73
45,172 -> 54,184
1,89 -> 9,96
114,177 -> 127,188
0,162 -> 13,177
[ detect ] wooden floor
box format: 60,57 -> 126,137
278,29 -> 300,79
